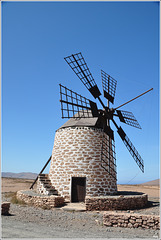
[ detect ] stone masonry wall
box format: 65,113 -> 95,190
17,190 -> 64,208
103,212 -> 160,230
49,127 -> 117,200
85,194 -> 148,211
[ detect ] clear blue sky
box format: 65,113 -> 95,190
2,1 -> 159,184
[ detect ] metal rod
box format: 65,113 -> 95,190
114,88 -> 153,110
30,155 -> 52,189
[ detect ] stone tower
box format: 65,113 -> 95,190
48,116 -> 117,202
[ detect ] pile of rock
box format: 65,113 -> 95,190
85,194 -> 148,211
1,202 -> 10,215
103,212 -> 160,230
17,190 -> 64,208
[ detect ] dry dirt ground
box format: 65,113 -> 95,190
117,184 -> 160,199
1,177 -> 37,193
1,177 -> 160,239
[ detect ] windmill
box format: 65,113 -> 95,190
32,52 -> 153,202
59,52 -> 153,180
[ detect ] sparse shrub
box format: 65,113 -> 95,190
5,192 -> 26,206
4,192 -> 15,199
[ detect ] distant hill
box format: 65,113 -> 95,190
1,172 -> 38,179
140,179 -> 160,186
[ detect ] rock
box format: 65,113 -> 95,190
133,223 -> 139,228
1,202 -> 10,215
127,223 -> 133,228
147,219 -> 154,223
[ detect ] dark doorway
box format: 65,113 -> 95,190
71,177 -> 86,202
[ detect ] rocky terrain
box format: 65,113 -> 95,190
1,177 -> 160,238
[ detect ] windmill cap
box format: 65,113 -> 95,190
58,111 -> 100,130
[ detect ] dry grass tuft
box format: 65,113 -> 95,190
4,192 -> 26,206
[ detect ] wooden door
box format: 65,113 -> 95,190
71,177 -> 86,202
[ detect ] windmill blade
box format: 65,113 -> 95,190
117,126 -> 144,172
116,110 -> 141,129
101,132 -> 117,180
101,70 -> 117,104
104,125 -> 114,140
59,84 -> 99,119
64,52 -> 101,99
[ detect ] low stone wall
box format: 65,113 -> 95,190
1,202 -> 10,215
17,190 -> 64,208
85,194 -> 148,211
103,212 -> 160,230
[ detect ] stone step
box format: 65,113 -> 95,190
48,192 -> 58,196
39,179 -> 50,182
49,189 -> 58,193
39,177 -> 48,180
47,189 -> 58,195
39,176 -> 50,179
46,188 -> 57,192
40,174 -> 48,177
38,173 -> 58,196
42,182 -> 52,187
45,185 -> 56,190
40,179 -> 51,183
62,202 -> 86,212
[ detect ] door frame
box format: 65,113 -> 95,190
71,176 -> 86,202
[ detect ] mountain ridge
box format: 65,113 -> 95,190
140,179 -> 159,186
1,172 -> 38,179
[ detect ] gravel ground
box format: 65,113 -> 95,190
1,193 -> 160,239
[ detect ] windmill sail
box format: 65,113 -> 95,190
116,110 -> 141,129
64,52 -> 101,99
101,132 -> 117,180
117,127 -> 144,172
62,52 -> 152,176
101,70 -> 117,104
59,84 -> 99,119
